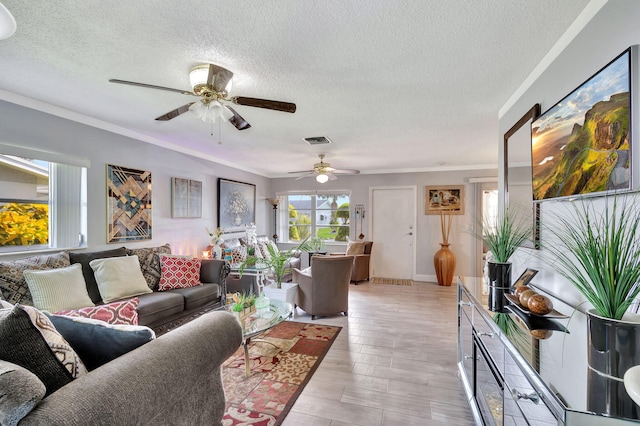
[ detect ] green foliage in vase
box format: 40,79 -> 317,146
475,207 -> 532,263
544,196 -> 640,320
239,237 -> 312,288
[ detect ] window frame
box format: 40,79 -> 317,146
280,191 -> 352,244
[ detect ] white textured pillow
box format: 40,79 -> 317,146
89,256 -> 152,303
24,264 -> 94,312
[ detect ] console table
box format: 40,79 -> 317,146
228,265 -> 270,293
458,277 -> 640,425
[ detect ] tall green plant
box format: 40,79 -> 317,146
239,238 -> 312,288
544,197 -> 640,320
475,208 -> 532,263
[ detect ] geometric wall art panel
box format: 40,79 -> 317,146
107,164 -> 152,243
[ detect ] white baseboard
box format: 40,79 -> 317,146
413,274 -> 474,284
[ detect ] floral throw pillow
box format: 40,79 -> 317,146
0,252 -> 71,305
158,257 -> 202,291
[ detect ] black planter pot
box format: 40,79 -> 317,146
587,310 -> 640,419
487,262 -> 512,313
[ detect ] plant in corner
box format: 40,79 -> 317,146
473,207 -> 533,312
544,196 -> 640,418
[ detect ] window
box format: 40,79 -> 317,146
0,150 -> 88,254
285,193 -> 350,243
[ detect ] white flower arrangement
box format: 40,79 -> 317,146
206,227 -> 224,246
225,190 -> 249,217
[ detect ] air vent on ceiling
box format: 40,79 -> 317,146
303,136 -> 332,145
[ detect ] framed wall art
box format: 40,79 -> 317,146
171,177 -> 202,218
217,178 -> 256,230
425,185 -> 465,215
107,164 -> 152,243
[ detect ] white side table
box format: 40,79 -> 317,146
263,282 -> 298,317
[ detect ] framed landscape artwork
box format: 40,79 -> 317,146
531,48 -> 631,201
171,177 -> 202,218
425,185 -> 465,215
217,178 -> 256,230
107,164 -> 152,243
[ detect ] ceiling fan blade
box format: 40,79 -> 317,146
288,170 -> 315,174
230,97 -> 296,113
327,172 -> 338,181
109,79 -> 195,96
207,64 -> 234,93
295,173 -> 315,180
333,169 -> 360,175
225,106 -> 251,130
155,102 -> 195,121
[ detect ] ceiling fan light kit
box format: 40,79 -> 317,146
0,1 -> 16,40
316,174 -> 329,183
110,63 -> 295,130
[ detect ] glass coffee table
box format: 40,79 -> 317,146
232,299 -> 293,377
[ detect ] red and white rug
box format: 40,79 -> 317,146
222,321 -> 341,426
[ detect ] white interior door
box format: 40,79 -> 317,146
370,186 -> 416,280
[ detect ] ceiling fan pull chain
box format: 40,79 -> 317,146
218,118 -> 223,144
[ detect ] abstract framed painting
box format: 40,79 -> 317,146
217,178 -> 256,230
106,164 -> 152,243
171,177 -> 202,218
425,185 -> 465,215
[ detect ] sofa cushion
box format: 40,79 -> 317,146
0,305 -> 86,396
47,314 -> 155,371
23,264 -> 94,312
89,256 -> 152,303
0,252 -> 71,305
0,360 -> 46,426
135,291 -> 184,327
125,244 -> 172,291
69,247 -> 127,304
158,256 -> 202,291
172,284 -> 219,311
54,298 -> 140,326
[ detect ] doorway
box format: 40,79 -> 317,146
370,186 -> 416,280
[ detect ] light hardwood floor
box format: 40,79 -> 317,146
282,280 -> 475,426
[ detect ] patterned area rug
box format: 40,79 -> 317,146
371,277 -> 413,285
222,321 -> 341,426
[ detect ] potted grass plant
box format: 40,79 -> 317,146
239,237 -> 311,289
544,196 -> 640,418
474,207 -> 533,312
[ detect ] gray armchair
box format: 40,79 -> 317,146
292,255 -> 353,320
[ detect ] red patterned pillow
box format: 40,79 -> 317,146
54,298 -> 139,325
158,257 -> 202,291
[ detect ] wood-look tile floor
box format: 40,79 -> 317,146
282,280 -> 475,426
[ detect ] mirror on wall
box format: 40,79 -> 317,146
503,104 -> 540,248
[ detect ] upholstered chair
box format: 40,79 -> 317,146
331,241 -> 373,284
292,255 -> 353,320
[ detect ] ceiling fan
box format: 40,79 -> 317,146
109,63 -> 296,130
289,154 -> 360,183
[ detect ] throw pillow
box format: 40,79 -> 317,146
0,305 -> 87,396
0,360 -> 46,426
125,244 -> 172,291
346,241 -> 365,256
230,246 -> 247,264
0,252 -> 71,305
258,241 -> 272,260
158,256 -> 202,291
47,314 -> 155,371
68,247 -> 127,304
23,264 -> 95,313
89,256 -> 152,303
53,298 -> 140,326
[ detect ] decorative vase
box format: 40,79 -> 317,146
234,216 -> 242,225
263,282 -> 298,308
487,262 -> 511,313
587,310 -> 640,419
212,245 -> 222,260
434,243 -> 456,286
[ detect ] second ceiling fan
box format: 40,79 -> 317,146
110,63 -> 296,130
289,154 -> 360,183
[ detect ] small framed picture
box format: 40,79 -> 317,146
514,268 -> 538,287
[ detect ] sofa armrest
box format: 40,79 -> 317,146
22,312 -> 242,426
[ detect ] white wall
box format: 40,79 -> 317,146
0,99 -> 272,258
271,167 -> 497,278
498,0 -> 640,411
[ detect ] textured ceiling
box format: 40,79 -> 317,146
0,0 -> 590,177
